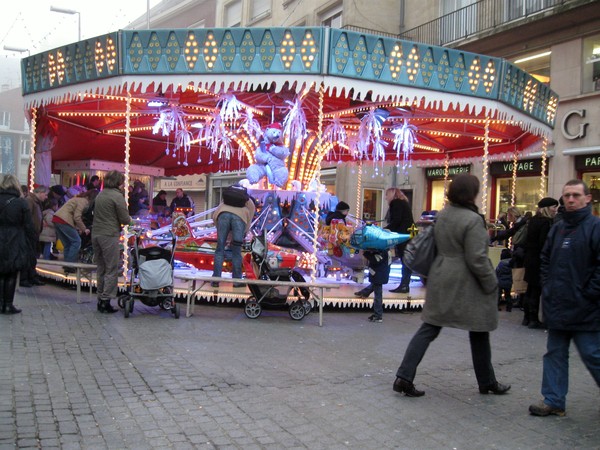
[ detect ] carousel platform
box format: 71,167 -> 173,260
35,259 -> 425,312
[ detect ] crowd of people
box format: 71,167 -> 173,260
1,172 -> 599,418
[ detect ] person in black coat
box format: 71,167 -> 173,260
325,201 -> 350,225
496,248 -> 513,312
522,197 -> 559,329
385,188 -> 414,293
0,174 -> 37,314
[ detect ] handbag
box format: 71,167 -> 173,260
403,224 -> 436,276
511,267 -> 527,294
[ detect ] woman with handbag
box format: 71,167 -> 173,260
393,174 -> 510,397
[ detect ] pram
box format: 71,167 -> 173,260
244,232 -> 312,320
118,229 -> 180,318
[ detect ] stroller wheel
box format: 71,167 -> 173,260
124,298 -> 133,318
302,299 -> 312,315
244,297 -> 261,319
289,301 -> 306,321
117,295 -> 129,309
173,303 -> 180,319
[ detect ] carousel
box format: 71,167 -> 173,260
23,27 -> 558,310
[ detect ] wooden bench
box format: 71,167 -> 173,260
174,274 -> 338,326
37,259 -> 98,304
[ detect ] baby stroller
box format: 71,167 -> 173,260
244,232 -> 312,320
118,230 -> 180,318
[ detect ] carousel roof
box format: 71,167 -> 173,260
20,27 -> 558,179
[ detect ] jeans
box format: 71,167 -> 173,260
92,235 -> 121,300
42,242 -> 52,260
372,284 -> 383,318
55,223 -> 81,263
212,212 -> 246,280
542,329 -> 600,410
397,322 -> 497,387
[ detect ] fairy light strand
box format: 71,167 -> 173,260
309,83 -> 325,283
29,108 -> 37,191
481,118 -> 490,217
443,154 -> 449,208
122,93 -> 132,284
511,149 -> 518,207
539,136 -> 548,199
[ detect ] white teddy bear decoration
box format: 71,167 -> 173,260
245,123 -> 290,188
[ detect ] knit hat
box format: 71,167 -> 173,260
335,201 -> 350,212
538,197 -> 559,208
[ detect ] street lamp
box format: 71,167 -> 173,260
3,46 -> 30,56
50,5 -> 81,41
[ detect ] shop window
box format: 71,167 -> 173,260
582,174 -> 600,217
495,176 -> 547,217
430,179 -> 449,212
361,189 -> 383,222
224,0 -> 242,27
513,50 -> 551,85
583,34 -> 600,94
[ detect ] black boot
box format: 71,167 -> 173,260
97,299 -> 103,312
100,300 -> 118,314
3,304 -> 22,315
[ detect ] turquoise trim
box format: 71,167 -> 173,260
20,27 -> 557,127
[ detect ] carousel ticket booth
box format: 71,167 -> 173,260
54,159 -> 164,195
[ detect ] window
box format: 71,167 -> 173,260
583,34 -> 600,93
20,139 -> 30,158
250,0 -> 270,21
1,136 -> 14,174
513,50 -> 551,85
440,0 -> 477,44
224,0 -> 242,27
0,111 -> 10,129
320,4 -> 343,28
505,0 -> 552,21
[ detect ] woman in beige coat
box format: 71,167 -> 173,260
393,174 -> 510,397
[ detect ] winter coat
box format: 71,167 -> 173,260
39,208 -> 57,243
493,217 -> 528,266
92,188 -> 131,238
213,200 -> 256,234
523,214 -> 554,287
363,250 -> 391,284
422,203 -> 498,332
325,210 -> 347,225
25,192 -> 44,235
54,197 -> 89,233
496,258 -> 513,290
540,204 -> 600,331
170,195 -> 193,212
0,188 -> 37,274
385,198 -> 414,255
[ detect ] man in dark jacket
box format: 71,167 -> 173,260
384,188 -> 414,293
22,185 -> 48,287
529,180 -> 600,417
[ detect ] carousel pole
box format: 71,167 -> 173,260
29,108 -> 37,191
309,83 -> 325,284
539,136 -> 548,200
511,148 -> 518,207
442,154 -> 450,209
356,161 -> 363,216
122,92 -> 133,284
481,117 -> 490,218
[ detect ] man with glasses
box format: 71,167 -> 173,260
529,179 -> 600,416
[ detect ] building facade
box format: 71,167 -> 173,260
0,87 -> 31,185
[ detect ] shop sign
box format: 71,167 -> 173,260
156,174 -> 206,191
575,154 -> 600,171
425,165 -> 471,179
489,159 -> 542,176
561,109 -> 588,140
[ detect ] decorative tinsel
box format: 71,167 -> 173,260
322,116 -> 347,158
351,109 -> 387,161
152,105 -> 191,165
392,120 -> 417,168
283,94 -> 308,144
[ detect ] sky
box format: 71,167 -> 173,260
0,0 -> 162,88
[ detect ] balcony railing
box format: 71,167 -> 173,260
400,0 -> 577,47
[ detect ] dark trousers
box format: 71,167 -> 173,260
525,284 -> 542,323
0,272 -> 19,308
396,322 -> 497,387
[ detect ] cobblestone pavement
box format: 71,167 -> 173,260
1,282 -> 599,449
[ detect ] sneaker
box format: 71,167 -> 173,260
529,401 -> 565,417
368,314 -> 383,323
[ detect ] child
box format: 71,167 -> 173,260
39,199 -> 59,260
357,249 -> 391,323
496,248 -> 513,312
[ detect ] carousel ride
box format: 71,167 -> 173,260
22,27 -> 558,307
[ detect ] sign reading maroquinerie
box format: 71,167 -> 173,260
425,165 -> 471,179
